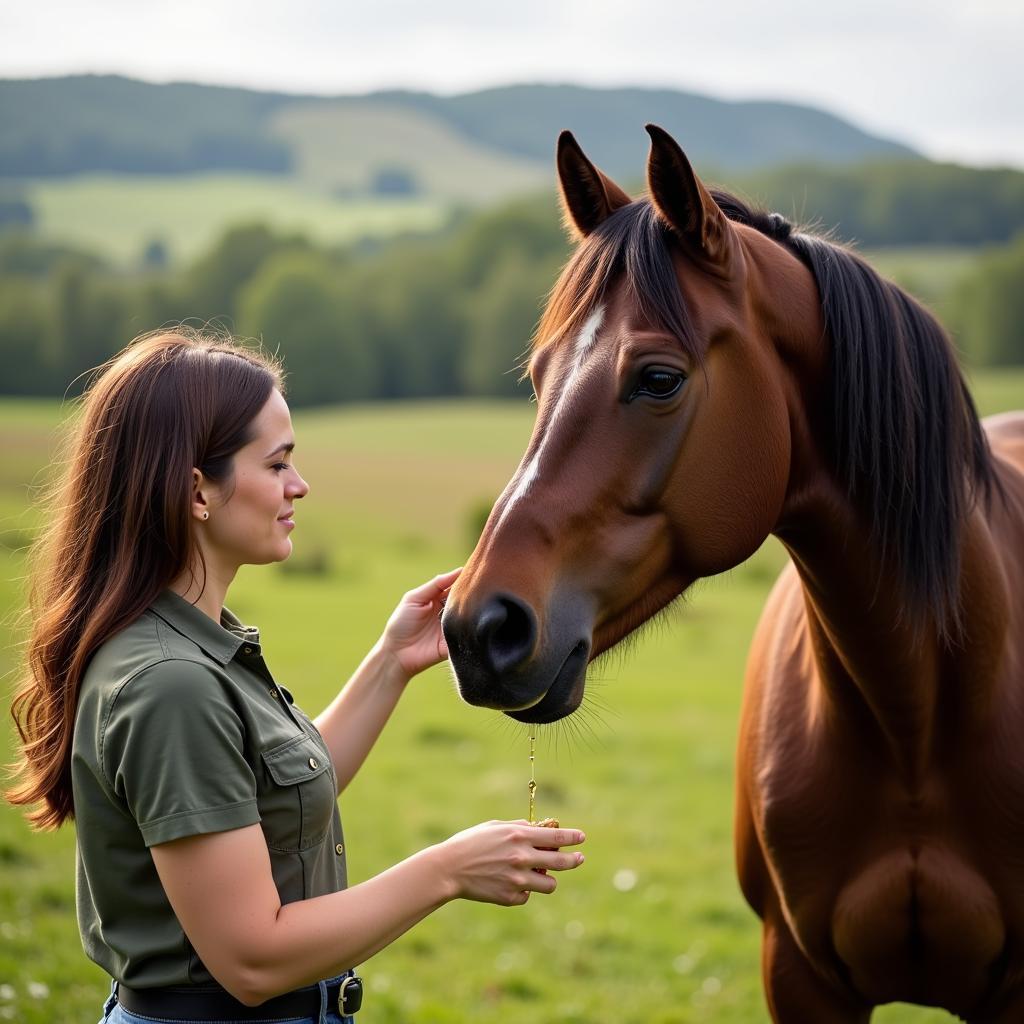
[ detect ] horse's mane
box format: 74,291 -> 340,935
537,192 -> 997,642
535,201 -> 703,365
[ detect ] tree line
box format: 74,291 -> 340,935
0,196 -> 568,403
0,192 -> 1021,404
730,160 -> 1024,247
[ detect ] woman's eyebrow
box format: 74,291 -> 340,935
264,441 -> 295,459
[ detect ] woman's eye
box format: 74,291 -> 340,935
272,462 -> 291,472
630,368 -> 686,401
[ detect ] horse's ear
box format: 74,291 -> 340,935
557,130 -> 632,240
645,124 -> 731,266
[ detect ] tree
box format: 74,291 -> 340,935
236,250 -> 376,405
182,223 -> 312,325
50,259 -> 130,390
948,232 -> 1024,366
141,238 -> 170,270
0,281 -> 57,394
461,250 -> 559,397
0,198 -> 34,230
350,247 -> 465,398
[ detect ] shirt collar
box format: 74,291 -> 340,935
149,590 -> 259,666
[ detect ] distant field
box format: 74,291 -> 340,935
16,165 -> 993,307
24,174 -> 450,267
1,377 -> 1022,1023
270,100 -> 548,203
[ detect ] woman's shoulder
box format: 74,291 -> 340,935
74,612 -> 235,774
81,605 -> 227,710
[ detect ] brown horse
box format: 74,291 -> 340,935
442,126 -> 1024,1021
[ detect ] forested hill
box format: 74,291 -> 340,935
0,75 -> 917,180
371,84 -> 919,172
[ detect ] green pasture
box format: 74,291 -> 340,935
16,166 -> 992,309
24,175 -> 449,268
2,374 -> 1023,1023
269,101 -> 548,204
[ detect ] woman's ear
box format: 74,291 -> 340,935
191,468 -> 210,522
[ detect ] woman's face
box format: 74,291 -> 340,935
201,389 -> 309,568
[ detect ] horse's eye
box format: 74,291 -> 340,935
630,367 -> 686,401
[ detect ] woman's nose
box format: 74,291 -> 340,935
290,473 -> 310,499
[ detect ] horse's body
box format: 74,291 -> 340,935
441,126 -> 1024,1020
738,412 -> 1024,1020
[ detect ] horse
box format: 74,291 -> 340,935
441,125 -> 1024,1021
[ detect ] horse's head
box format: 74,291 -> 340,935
443,126 -> 818,723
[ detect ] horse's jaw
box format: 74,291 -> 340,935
502,639 -> 590,724
443,588 -> 595,724
445,635 -> 591,724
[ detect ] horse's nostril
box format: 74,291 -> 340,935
477,596 -> 537,675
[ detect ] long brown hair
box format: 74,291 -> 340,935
5,328 -> 283,829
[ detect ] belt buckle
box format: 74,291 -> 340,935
338,974 -> 363,1015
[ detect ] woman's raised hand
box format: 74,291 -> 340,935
378,567 -> 462,679
434,820 -> 586,906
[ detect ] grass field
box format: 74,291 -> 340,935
24,175 -> 450,268
18,161 -> 992,310
269,101 -> 548,203
1,374 -> 1023,1023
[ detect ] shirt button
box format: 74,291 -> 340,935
243,646 -> 253,655
308,757 -> 319,769
270,689 -> 279,699
335,843 -> 344,856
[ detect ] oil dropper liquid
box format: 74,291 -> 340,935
528,733 -> 537,823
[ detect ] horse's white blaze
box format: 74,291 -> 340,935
493,305 -> 605,530
572,305 -> 604,365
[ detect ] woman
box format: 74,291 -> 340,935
6,330 -> 585,1024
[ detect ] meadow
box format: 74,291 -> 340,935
24,175 -> 449,268
2,374 -> 1023,1023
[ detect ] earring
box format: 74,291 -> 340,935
201,511 -> 209,521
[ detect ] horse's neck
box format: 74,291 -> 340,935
745,228 -> 1009,783
776,487 -> 1008,787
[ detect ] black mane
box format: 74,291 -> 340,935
719,189 -> 997,640
552,193 -> 996,641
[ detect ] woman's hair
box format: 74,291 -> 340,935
5,328 -> 283,829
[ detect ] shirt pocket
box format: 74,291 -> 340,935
259,733 -> 337,852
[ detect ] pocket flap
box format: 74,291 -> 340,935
261,734 -> 331,786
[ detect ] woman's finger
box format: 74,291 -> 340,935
522,826 -> 586,848
519,871 -> 558,895
405,567 -> 463,604
532,849 -> 585,872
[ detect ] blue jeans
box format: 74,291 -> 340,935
99,975 -> 356,1024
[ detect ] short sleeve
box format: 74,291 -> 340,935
102,659 -> 261,846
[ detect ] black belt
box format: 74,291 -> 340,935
117,973 -> 363,1021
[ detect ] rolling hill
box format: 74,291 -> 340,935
0,75 -> 918,190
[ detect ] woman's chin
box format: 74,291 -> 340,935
253,539 -> 294,565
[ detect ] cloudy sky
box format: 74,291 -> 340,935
3,0 -> 1022,167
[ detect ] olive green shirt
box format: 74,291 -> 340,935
71,590 -> 347,988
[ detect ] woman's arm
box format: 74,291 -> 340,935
314,569 -> 459,793
150,818 -> 585,1005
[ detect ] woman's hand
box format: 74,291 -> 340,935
378,567 -> 462,679
434,820 -> 586,906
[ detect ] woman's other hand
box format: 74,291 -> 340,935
379,567 -> 462,679
434,820 -> 586,906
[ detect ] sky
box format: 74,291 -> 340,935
3,0 -> 1022,168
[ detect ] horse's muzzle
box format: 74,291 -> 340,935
442,589 -> 593,723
